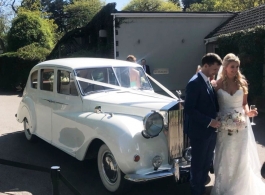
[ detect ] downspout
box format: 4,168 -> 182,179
113,14 -> 116,59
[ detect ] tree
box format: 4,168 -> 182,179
187,0 -> 265,12
169,0 -> 180,4
7,9 -> 57,52
20,0 -> 42,11
63,0 -> 104,31
182,0 -> 202,11
122,0 -> 182,11
42,0 -> 68,33
0,0 -> 15,48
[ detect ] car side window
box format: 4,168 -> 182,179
31,70 -> 38,89
57,70 -> 78,96
76,68 -> 118,94
40,69 -> 54,92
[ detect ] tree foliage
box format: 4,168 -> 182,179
182,0 -> 202,11
0,0 -> 14,45
7,9 -> 57,52
20,0 -> 42,11
122,0 -> 182,11
63,0 -> 104,31
42,0 -> 68,32
187,0 -> 265,12
169,0 -> 181,5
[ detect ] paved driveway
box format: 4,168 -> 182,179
0,92 -> 264,195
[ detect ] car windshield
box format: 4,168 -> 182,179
75,66 -> 152,94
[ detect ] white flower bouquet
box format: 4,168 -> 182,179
217,110 -> 247,135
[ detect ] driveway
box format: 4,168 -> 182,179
0,91 -> 264,195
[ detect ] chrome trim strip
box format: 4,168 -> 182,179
42,99 -> 68,105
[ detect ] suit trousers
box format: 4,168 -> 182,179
190,133 -> 217,195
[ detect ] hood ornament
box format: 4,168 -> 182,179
176,90 -> 182,101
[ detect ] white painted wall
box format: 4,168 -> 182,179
114,15 -> 233,93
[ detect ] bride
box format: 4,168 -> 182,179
211,53 -> 265,195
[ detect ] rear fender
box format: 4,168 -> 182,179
16,97 -> 37,133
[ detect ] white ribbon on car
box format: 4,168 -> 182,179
76,76 -> 179,100
145,74 -> 179,100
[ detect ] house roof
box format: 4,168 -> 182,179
111,11 -> 235,18
205,4 -> 265,39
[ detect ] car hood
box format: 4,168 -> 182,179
82,90 -> 179,117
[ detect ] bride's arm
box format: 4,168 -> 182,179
243,93 -> 258,117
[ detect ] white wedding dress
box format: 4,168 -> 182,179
211,88 -> 265,195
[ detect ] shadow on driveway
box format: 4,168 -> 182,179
0,131 -> 191,195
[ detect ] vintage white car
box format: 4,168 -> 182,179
16,58 -> 191,194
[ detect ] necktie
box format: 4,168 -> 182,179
207,80 -> 214,95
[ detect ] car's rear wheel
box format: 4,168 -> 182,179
24,118 -> 37,142
97,144 -> 131,194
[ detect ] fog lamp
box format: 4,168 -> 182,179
152,155 -> 163,170
183,147 -> 192,162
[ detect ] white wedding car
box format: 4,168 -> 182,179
16,58 -> 191,194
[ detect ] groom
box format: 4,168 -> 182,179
184,53 -> 222,195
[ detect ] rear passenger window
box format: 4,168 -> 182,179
57,70 -> 78,96
31,70 -> 38,89
40,69 -> 54,92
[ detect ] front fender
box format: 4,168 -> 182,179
75,113 -> 169,174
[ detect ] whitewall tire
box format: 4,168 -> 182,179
24,118 -> 37,142
97,144 -> 131,194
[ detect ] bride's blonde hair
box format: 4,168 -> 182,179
220,53 -> 248,94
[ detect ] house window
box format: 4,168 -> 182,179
31,70 -> 38,89
57,70 -> 78,96
40,69 -> 54,92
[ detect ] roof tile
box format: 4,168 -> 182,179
205,4 -> 265,39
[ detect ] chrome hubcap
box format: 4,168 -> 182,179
102,151 -> 118,184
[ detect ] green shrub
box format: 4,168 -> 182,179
0,54 -> 38,91
7,10 -> 57,52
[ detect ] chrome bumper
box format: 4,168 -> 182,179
124,160 -> 190,182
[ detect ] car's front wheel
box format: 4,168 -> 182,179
24,118 -> 37,142
97,144 -> 131,194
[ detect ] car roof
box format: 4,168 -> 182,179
36,58 -> 142,70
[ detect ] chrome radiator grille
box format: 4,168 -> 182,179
167,105 -> 184,162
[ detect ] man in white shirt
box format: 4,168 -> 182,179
184,53 -> 222,195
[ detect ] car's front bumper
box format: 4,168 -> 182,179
124,159 -> 190,182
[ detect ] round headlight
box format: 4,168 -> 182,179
183,147 -> 192,162
142,111 -> 164,138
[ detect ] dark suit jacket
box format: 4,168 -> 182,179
184,73 -> 219,139
143,65 -> 151,75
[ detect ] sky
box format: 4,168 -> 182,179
105,0 -> 130,10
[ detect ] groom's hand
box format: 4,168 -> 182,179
209,119 -> 221,128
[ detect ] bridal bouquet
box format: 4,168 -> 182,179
217,110 -> 247,136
